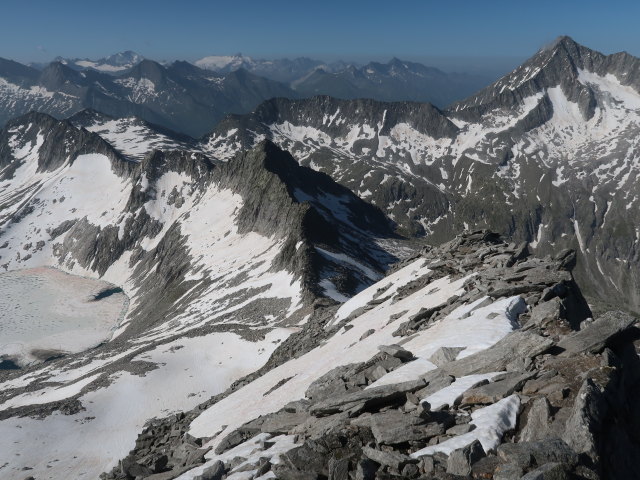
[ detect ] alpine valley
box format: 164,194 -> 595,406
0,36 -> 639,480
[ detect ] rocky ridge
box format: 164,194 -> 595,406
100,231 -> 640,480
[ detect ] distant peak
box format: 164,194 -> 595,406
540,35 -> 581,54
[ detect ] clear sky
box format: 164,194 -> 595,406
2,0 -> 639,74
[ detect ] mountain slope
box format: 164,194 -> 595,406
0,111 -> 401,479
101,231 -> 639,480
203,36 -> 640,313
69,109 -> 202,160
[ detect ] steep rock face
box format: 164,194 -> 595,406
206,96 -> 458,238
204,37 -> 640,312
100,231 -> 639,480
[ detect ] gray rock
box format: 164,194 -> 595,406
496,438 -> 578,468
361,446 -> 411,470
561,378 -> 607,457
328,456 -> 349,480
519,397 -> 552,442
428,346 -> 466,367
442,331 -> 553,377
557,311 -> 637,355
134,466 -> 197,480
310,379 -> 425,416
259,410 -> 309,434
493,462 -> 524,480
520,462 -> 570,480
293,412 -> 349,440
419,456 -> 435,475
461,372 -> 533,405
414,371 -> 455,398
193,460 -> 225,480
529,298 -> 563,327
355,458 -> 378,480
377,344 -> 414,361
446,439 -> 485,476
305,363 -> 364,402
120,455 -> 153,477
368,410 -> 441,445
446,423 -> 475,435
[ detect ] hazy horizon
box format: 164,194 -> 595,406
3,0 -> 639,79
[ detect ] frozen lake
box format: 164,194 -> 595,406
0,267 -> 128,367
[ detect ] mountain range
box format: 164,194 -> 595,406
0,36 -> 639,480
195,54 -> 490,107
1,52 -> 490,139
204,36 -> 640,314
0,57 -> 296,137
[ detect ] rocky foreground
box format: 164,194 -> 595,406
100,231 -> 640,480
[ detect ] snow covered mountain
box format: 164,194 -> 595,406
293,58 -> 489,108
204,36 -> 640,313
0,110 -> 401,478
51,51 -> 146,74
2,36 -> 640,480
194,55 -> 489,107
69,109 -> 202,161
0,58 -> 297,137
195,54 -> 331,84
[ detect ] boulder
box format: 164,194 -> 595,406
528,298 -> 563,327
310,379 -> 425,417
493,463 -> 524,480
428,346 -> 466,367
561,378 -> 607,457
259,410 -> 309,434
361,446 -> 411,470
328,456 -> 350,480
120,455 -> 153,478
496,438 -> 578,468
519,397 -> 552,442
193,461 -> 225,480
305,363 -> 364,402
520,462 -> 570,480
377,344 -> 414,361
446,439 -> 485,476
368,410 -> 443,445
557,311 -> 637,356
442,331 -> 553,377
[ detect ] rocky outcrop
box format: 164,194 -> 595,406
101,231 -> 640,480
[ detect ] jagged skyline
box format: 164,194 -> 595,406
3,0 -> 639,72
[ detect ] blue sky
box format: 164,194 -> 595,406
2,0 -> 639,74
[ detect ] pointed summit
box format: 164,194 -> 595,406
449,36 -> 640,121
